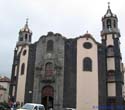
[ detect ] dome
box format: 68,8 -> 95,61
102,2 -> 117,19
104,7 -> 117,18
19,19 -> 32,34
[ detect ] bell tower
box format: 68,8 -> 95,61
17,18 -> 32,46
101,3 -> 124,109
101,2 -> 120,37
9,19 -> 33,104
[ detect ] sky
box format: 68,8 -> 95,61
0,0 -> 125,77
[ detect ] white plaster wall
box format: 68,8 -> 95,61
77,37 -> 98,110
0,82 -> 9,90
12,86 -> 15,96
15,66 -> 17,76
107,83 -> 116,96
17,46 -> 22,55
0,82 -> 10,102
122,84 -> 125,99
16,45 -> 29,103
0,89 -> 7,102
107,58 -> 115,71
120,60 -> 123,72
106,34 -> 114,46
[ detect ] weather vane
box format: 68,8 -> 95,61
108,2 -> 110,9
26,18 -> 29,25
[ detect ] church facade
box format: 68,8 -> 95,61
9,5 -> 124,110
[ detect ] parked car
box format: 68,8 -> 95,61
17,103 -> 45,110
64,108 -> 76,110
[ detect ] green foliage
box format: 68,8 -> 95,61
0,101 -> 10,109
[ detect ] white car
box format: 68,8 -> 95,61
65,108 -> 76,110
17,103 -> 45,110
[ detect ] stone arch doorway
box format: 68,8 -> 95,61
42,86 -> 54,110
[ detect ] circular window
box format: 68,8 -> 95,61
23,50 -> 27,56
83,42 -> 92,49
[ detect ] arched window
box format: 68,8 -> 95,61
21,63 -> 25,75
45,62 -> 53,76
107,70 -> 115,81
113,20 -> 116,28
23,50 -> 27,56
29,35 -> 31,42
19,37 -> 23,41
47,40 -> 53,52
107,19 -> 112,29
103,21 -> 105,29
25,34 -> 28,41
42,86 -> 54,97
83,57 -> 92,71
107,46 -> 114,57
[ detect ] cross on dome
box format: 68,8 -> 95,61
108,2 -> 110,9
26,18 -> 29,26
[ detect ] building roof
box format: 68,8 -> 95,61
0,76 -> 10,82
77,32 -> 99,44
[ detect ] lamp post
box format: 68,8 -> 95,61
28,90 -> 32,102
